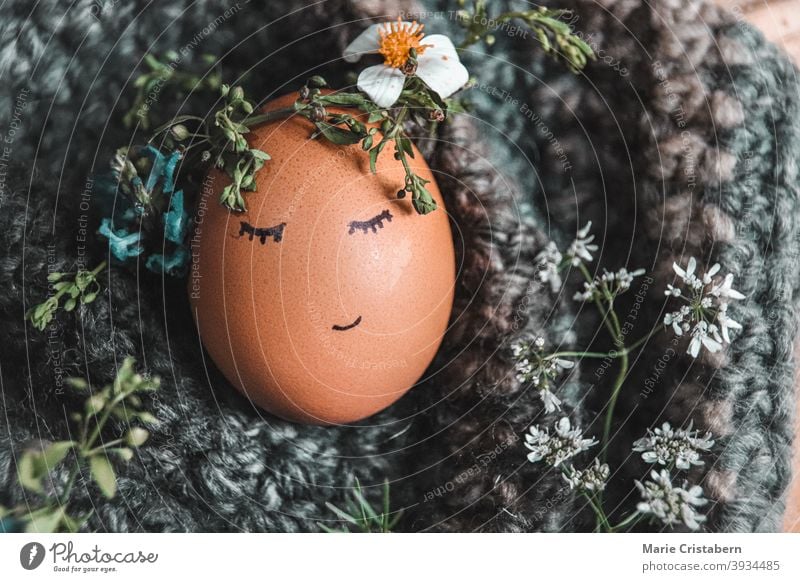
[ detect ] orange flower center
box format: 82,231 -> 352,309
378,19 -> 431,69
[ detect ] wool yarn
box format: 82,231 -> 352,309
0,0 -> 797,532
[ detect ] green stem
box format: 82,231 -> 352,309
548,350 -> 618,360
578,263 -> 617,339
85,394 -> 125,451
582,491 -> 611,532
624,328 -> 659,353
610,511 -> 643,533
245,106 -> 305,127
602,349 -> 628,463
58,465 -> 79,506
89,260 -> 107,278
84,438 -> 124,457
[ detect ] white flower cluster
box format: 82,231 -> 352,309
525,417 -> 597,467
632,422 -> 714,470
535,222 -> 598,294
512,337 -> 574,412
574,267 -> 646,302
563,458 -> 610,492
567,222 -> 599,266
664,257 -> 745,358
535,242 -> 563,293
635,469 -> 708,530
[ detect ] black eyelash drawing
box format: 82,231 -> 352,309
348,209 -> 393,235
238,221 -> 287,244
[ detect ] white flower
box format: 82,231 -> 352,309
563,459 -> 610,492
525,417 -> 597,467
535,241 -> 563,293
539,387 -> 562,413
343,19 -> 469,108
635,469 -> 708,530
672,257 -> 703,290
664,257 -> 745,358
566,221 -> 599,266
632,422 -> 714,470
716,303 -> 742,344
511,337 -> 574,413
688,321 -> 722,358
573,267 -> 646,302
710,273 -> 745,301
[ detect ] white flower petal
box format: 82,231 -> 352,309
357,65 -> 405,108
343,23 -> 384,62
686,257 -> 697,279
420,33 -> 459,59
416,35 -> 469,99
688,336 -> 701,358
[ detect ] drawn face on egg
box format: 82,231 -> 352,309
189,94 -> 456,425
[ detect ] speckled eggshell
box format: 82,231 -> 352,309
189,93 -> 455,425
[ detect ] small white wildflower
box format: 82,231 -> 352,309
511,337 -> 574,413
716,303 -> 742,344
525,417 -> 597,467
664,257 -> 745,358
573,267 -> 646,303
635,469 -> 708,530
566,221 -> 599,266
539,387 -> 562,413
535,242 -> 564,293
632,422 -> 714,470
688,321 -> 723,358
710,273 -> 745,301
573,281 -> 596,302
563,458 -> 610,492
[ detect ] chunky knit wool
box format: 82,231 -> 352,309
1,0 -> 797,532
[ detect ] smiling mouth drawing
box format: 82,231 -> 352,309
332,315 -> 362,332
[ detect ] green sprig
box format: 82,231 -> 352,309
319,479 -> 401,533
456,1 -> 594,73
26,261 -> 107,331
2,357 -> 159,533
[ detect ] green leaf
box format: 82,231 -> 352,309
64,297 -> 77,312
307,75 -> 328,88
250,149 -> 271,161
42,441 -> 75,469
85,394 -> 107,415
137,412 -> 159,425
369,147 -> 380,174
17,452 -> 43,493
320,92 -> 367,107
89,455 -> 117,499
125,428 -> 149,447
47,272 -> 64,282
367,111 -> 385,124
313,122 -> 362,146
114,448 -> 134,462
25,507 -> 65,533
67,378 -> 89,392
398,136 -> 415,158
324,502 -> 360,526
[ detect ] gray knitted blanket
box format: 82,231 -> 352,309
1,0 -> 798,532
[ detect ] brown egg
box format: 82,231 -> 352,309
189,93 -> 455,425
